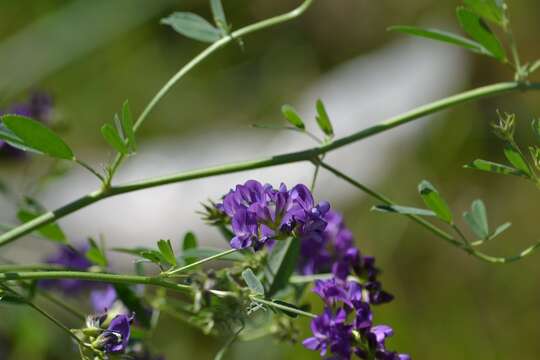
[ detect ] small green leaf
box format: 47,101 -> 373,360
281,104 -> 305,130
529,60 -> 540,74
121,101 -> 136,153
388,26 -> 490,55
157,239 -> 177,266
101,123 -> 129,154
242,268 -> 265,295
182,232 -> 198,265
210,0 -> 228,34
86,238 -> 108,267
1,115 -> 74,160
418,181 -> 453,223
503,145 -> 532,177
17,210 -> 67,244
315,99 -> 334,137
532,118 -> 540,142
371,204 -> 436,217
161,12 -> 221,43
465,159 -> 527,178
488,222 -> 511,240
463,0 -> 505,26
265,238 -> 300,297
463,199 -> 489,239
456,7 -> 506,61
140,250 -> 167,265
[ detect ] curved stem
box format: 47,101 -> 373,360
1,82 -> 539,248
0,263 -> 67,272
106,0 -> 314,183
163,248 -> 237,276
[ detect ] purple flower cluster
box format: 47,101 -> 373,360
0,92 -> 53,158
87,312 -> 133,354
304,278 -> 410,360
299,210 -> 393,305
217,180 -> 329,250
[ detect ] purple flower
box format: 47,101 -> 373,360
217,181 -> 329,250
303,308 -> 353,359
365,325 -> 411,360
90,285 -> 118,312
41,245 -> 92,294
0,92 -> 53,158
98,314 -> 133,353
313,278 -> 363,310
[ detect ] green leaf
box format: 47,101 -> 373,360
281,104 -> 305,130
121,101 -> 136,153
0,124 -> 41,154
1,115 -> 74,160
86,238 -> 108,267
488,222 -> 511,240
242,268 -> 265,295
371,204 -> 436,217
140,250 -> 167,265
157,239 -> 177,266
463,0 -> 505,26
210,0 -> 228,34
464,159 -> 528,178
264,238 -> 300,297
113,284 -> 151,328
182,232 -> 198,265
418,181 -> 453,223
161,12 -> 221,43
315,99 -> 334,137
101,123 -> 129,154
529,59 -> 540,74
503,145 -> 532,177
17,210 -> 67,244
463,199 -> 489,239
456,7 -> 506,61
532,118 -> 540,141
388,26 -> 490,55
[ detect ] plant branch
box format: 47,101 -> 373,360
1,82 -> 539,248
249,296 -> 317,318
162,248 -> 238,276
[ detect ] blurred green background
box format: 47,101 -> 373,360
1,0 -> 540,359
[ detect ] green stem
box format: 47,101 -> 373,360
0,264 -> 66,272
1,82 -> 539,248
249,296 -> 317,318
320,161 -> 540,264
105,0 -> 315,184
75,159 -> 105,182
163,248 -> 238,276
39,291 -> 87,321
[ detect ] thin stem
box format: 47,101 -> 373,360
75,159 -> 105,182
320,161 -> 540,264
105,0 -> 315,184
0,263 -> 66,272
163,248 -> 238,276
250,296 -> 317,319
0,284 -> 84,345
452,223 -> 471,248
1,82 -> 539,248
39,291 -> 87,321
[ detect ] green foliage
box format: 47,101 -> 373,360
281,104 -> 305,130
121,101 -> 136,153
456,7 -> 506,61
418,181 -> 453,223
182,232 -> 198,265
161,12 -> 221,43
463,0 -> 506,26
264,238 -> 300,297
86,238 -> 108,267
242,268 -> 265,295
17,210 -> 68,244
315,99 -> 334,138
157,239 -> 177,267
210,0 -> 229,35
0,115 -> 74,160
114,284 -> 152,328
464,159 -> 528,178
101,123 -> 129,154
463,200 -> 489,239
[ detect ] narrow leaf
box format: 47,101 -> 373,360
2,115 -> 74,160
488,222 -> 511,241
529,59 -> 540,74
464,159 -> 527,178
418,181 -> 453,223
210,0 -> 228,34
463,200 -> 489,239
242,268 -> 265,295
182,232 -> 198,265
456,7 -> 506,61
17,210 -> 67,244
371,204 -> 436,217
463,0 -> 505,26
265,238 -> 300,297
281,104 -> 305,130
503,145 -> 532,177
157,239 -> 177,266
161,12 -> 221,43
86,238 -> 108,267
101,123 -> 129,154
532,118 -> 540,141
121,101 -> 136,152
388,26 -> 490,55
315,99 -> 334,137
